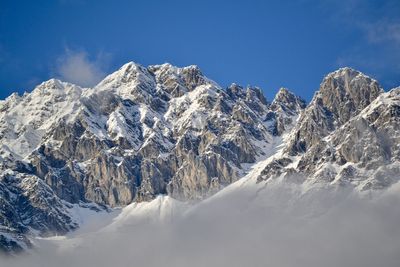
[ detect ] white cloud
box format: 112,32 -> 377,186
321,0 -> 400,46
55,49 -> 109,87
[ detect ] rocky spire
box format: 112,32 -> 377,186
270,87 -> 306,116
286,68 -> 383,155
317,67 -> 383,125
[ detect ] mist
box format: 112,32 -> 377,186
3,180 -> 400,267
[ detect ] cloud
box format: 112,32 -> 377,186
364,20 -> 400,45
3,181 -> 400,267
55,49 -> 110,87
319,0 -> 400,87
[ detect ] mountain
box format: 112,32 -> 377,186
258,68 -> 400,191
0,63 -> 399,254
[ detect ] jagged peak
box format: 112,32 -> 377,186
114,61 -> 149,77
37,78 -> 65,89
148,62 -> 202,74
229,82 -> 242,88
148,62 -> 209,94
273,87 -> 297,101
271,87 -> 306,113
285,67 -> 385,156
227,83 -> 266,98
226,83 -> 246,100
246,85 -> 262,92
245,86 -> 268,105
111,61 -> 148,76
327,66 -> 361,77
107,61 -> 205,83
318,67 -> 383,102
5,92 -> 22,102
310,67 -> 384,117
95,61 -> 154,91
227,83 -> 244,92
179,64 -> 203,77
148,62 -> 176,72
29,78 -> 83,99
227,83 -> 265,103
121,61 -> 143,69
276,87 -> 291,94
322,67 -> 382,89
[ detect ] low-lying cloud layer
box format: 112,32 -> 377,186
3,181 -> 400,267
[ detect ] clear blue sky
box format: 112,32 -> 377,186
1,0 -> 399,101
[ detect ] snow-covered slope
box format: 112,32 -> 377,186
0,79 -> 83,160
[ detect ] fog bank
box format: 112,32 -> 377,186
3,181 -> 400,267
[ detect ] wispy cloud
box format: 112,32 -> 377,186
319,0 -> 400,88
55,48 -> 110,87
363,20 -> 400,44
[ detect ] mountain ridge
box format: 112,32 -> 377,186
1,63 -> 399,254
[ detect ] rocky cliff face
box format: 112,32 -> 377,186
1,64 -> 399,254
26,63 -> 280,206
259,68 -> 400,191
286,67 -> 383,155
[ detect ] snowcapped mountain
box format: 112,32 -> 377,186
258,68 -> 400,191
0,63 -> 399,254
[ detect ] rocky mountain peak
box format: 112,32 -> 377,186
0,93 -> 22,111
31,79 -> 83,99
226,83 -> 246,99
316,67 -> 383,125
95,61 -> 154,96
226,84 -> 268,104
179,64 -> 206,91
285,67 -> 384,155
118,61 -> 146,75
37,78 -> 64,90
147,63 -> 208,97
261,88 -> 306,136
245,86 -> 268,105
270,87 -> 306,115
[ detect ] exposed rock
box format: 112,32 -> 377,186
267,87 -> 306,135
286,68 -> 383,155
259,71 -> 399,192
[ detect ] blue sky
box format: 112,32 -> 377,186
1,0 -> 399,101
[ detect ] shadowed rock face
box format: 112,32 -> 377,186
0,173 -> 79,253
